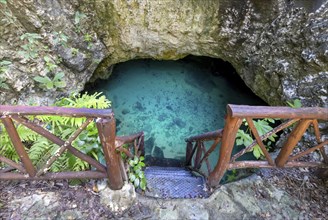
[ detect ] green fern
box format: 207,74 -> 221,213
0,92 -> 111,173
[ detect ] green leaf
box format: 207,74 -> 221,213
253,146 -> 262,159
253,145 -> 264,159
265,118 -> 275,123
138,171 -> 145,179
140,179 -> 146,191
236,130 -> 253,147
129,173 -> 136,182
33,76 -> 51,84
54,72 -> 65,81
54,80 -> 66,88
134,178 -> 140,187
44,56 -> 51,62
293,99 -> 302,108
133,164 -> 141,172
0,81 -> 9,89
45,81 -> 54,89
287,99 -> 302,108
0,60 -> 11,66
129,159 -> 135,166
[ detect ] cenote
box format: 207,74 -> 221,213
88,56 -> 267,169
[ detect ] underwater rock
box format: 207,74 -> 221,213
157,114 -> 167,122
144,137 -> 155,155
152,146 -> 164,158
165,105 -> 173,111
121,109 -> 130,115
172,118 -> 186,129
133,101 -> 146,112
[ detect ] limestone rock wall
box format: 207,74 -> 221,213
0,0 -> 327,107
0,0 -> 106,104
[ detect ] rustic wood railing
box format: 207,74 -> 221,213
207,104 -> 328,187
2,104 -> 327,191
185,130 -> 223,177
0,105 -> 143,190
115,132 -> 145,181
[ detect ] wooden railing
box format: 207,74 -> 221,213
1,104 -> 327,191
185,130 -> 223,177
207,104 -> 328,187
0,105 -> 143,190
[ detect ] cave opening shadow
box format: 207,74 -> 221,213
86,56 -> 267,170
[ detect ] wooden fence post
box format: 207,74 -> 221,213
275,119 -> 312,167
96,117 -> 124,190
208,114 -> 242,187
1,117 -> 36,177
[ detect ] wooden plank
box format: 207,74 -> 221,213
288,140 -> 328,161
227,104 -> 328,120
231,119 -> 299,162
185,141 -> 193,166
312,120 -> 328,163
115,132 -> 144,147
201,142 -> 211,175
0,171 -> 107,180
36,118 -> 93,176
246,118 -> 274,165
185,129 -> 223,142
208,115 -> 242,187
1,117 -> 36,177
12,116 -> 106,172
275,119 -> 312,167
0,105 -> 113,118
228,161 -> 328,169
199,136 -> 221,166
194,141 -> 203,169
0,155 -> 26,173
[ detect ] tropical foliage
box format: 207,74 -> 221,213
236,118 -> 277,159
0,92 -> 110,172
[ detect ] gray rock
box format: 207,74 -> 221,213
8,192 -> 60,219
0,0 -> 327,107
100,182 -> 137,213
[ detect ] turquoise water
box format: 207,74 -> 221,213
90,58 -> 265,162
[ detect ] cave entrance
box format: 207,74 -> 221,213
88,56 -> 266,166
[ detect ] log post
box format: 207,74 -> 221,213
96,117 -> 124,190
185,141 -> 193,166
1,116 -> 36,177
275,119 -> 312,167
208,114 -> 242,187
194,141 -> 203,169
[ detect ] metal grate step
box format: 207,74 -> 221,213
145,166 -> 192,177
144,167 -> 209,199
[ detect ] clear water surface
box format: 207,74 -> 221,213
90,58 -> 266,163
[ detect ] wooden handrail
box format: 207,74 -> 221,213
0,105 -> 121,190
227,104 -> 328,120
208,104 -> 328,188
0,105 -> 113,118
185,129 -> 223,142
184,129 -> 223,176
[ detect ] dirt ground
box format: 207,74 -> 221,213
0,166 -> 327,220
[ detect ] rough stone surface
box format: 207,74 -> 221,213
100,182 -> 137,213
138,175 -> 304,220
0,0 -> 327,106
7,191 -> 87,219
0,0 -> 106,105
2,168 -> 327,219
